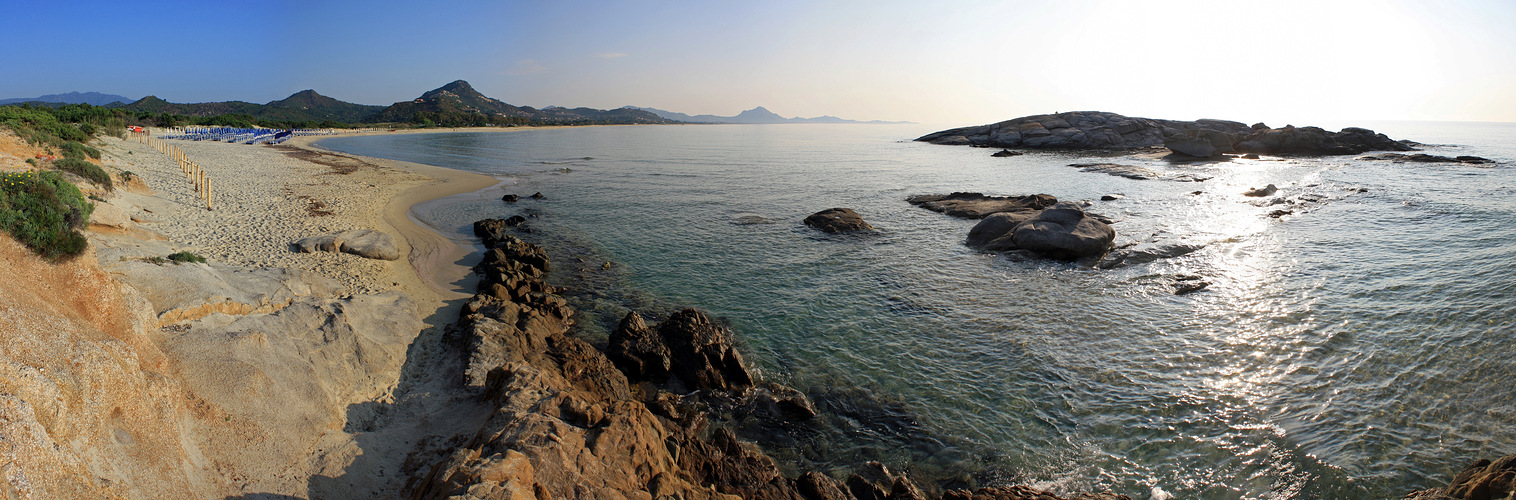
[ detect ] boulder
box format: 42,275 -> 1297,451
965,211 -> 1038,251
293,229 -> 400,260
990,149 -> 1022,157
804,207 -> 874,233
1009,202 -> 1116,260
906,192 -> 1058,219
530,192 -> 545,199
1165,135 -> 1221,157
501,194 -> 519,203
338,229 -> 400,260
1244,184 -> 1278,197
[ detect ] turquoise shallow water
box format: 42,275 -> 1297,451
321,122 -> 1516,498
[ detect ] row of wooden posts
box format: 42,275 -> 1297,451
133,131 -> 213,210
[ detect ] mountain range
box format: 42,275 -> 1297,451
0,91 -> 137,106
364,80 -> 672,125
633,106 -> 913,124
3,82 -> 910,125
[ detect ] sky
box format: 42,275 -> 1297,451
3,0 -> 1513,126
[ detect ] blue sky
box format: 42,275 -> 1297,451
4,0 -> 1514,125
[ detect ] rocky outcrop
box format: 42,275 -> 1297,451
409,219 -> 832,499
293,229 -> 401,260
1233,126 -> 1413,156
1407,454 -> 1516,499
906,192 -> 1058,219
805,208 -> 874,233
917,112 -> 1416,156
1358,153 -> 1495,164
916,112 -> 1252,150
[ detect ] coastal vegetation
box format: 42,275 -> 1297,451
0,170 -> 93,260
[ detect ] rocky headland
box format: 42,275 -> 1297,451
405,218 -> 1135,499
916,111 -> 1416,157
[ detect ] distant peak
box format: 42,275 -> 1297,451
440,80 -> 475,92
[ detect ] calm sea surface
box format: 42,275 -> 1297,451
319,121 -> 1516,499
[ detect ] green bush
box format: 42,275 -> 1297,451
53,158 -> 113,190
60,141 -> 101,160
0,170 -> 94,260
167,251 -> 206,264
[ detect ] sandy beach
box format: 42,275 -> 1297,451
94,127 -> 555,320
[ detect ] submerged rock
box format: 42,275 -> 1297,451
501,193 -> 519,202
991,149 -> 1022,157
804,207 -> 874,233
907,192 -> 1058,219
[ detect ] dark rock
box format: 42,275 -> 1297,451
965,211 -> 1039,252
797,472 -> 851,500
1008,202 -> 1115,260
944,485 -> 1133,499
1234,125 -> 1414,156
889,477 -> 926,500
530,192 -> 545,199
1358,153 -> 1496,164
907,192 -> 1058,219
503,215 -> 526,226
1243,184 -> 1278,197
501,194 -> 519,203
606,312 -> 671,383
1268,209 -> 1294,218
915,111 -> 1251,150
847,474 -> 889,500
919,112 -> 1416,156
1172,274 -> 1210,295
805,208 -> 874,233
990,149 -> 1022,157
1100,194 -> 1123,201
1164,129 -> 1237,157
659,309 -> 754,392
1407,454 -> 1516,499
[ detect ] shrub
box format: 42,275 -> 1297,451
0,170 -> 94,260
167,251 -> 206,264
53,158 -> 112,190
60,141 -> 101,160
79,123 -> 97,136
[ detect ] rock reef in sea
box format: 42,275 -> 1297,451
917,111 -> 1416,157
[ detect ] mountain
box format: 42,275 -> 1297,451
0,91 -> 137,106
263,90 -> 385,123
634,106 -> 913,124
121,90 -> 384,123
365,80 -> 675,125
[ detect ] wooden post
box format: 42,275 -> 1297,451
206,177 -> 213,210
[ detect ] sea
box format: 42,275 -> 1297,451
318,120 -> 1516,499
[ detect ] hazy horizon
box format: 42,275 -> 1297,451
4,0 -> 1513,127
